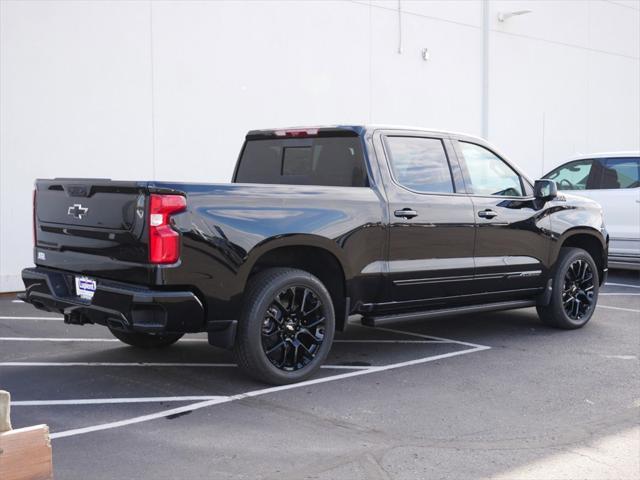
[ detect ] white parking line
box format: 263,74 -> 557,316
0,337 -> 120,342
322,364 -> 373,370
12,396 -> 230,406
599,293 -> 640,296
367,324 -> 488,349
0,361 -> 372,370
605,282 -> 640,289
0,337 -> 212,343
49,343 -> 490,440
601,354 -> 637,360
597,305 -> 640,313
0,361 -> 238,367
0,336 -> 446,344
0,316 -> 63,321
335,339 -> 446,343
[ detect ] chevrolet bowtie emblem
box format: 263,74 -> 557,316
68,204 -> 88,219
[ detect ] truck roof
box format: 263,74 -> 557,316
245,125 -> 486,143
565,151 -> 640,161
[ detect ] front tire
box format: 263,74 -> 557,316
234,268 -> 335,385
109,328 -> 184,348
537,247 -> 599,329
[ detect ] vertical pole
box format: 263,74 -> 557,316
481,0 -> 490,139
149,1 -> 157,181
541,112 -> 546,176
397,0 -> 403,54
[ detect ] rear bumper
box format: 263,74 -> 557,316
21,267 -> 205,334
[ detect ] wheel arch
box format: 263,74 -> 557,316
242,236 -> 351,331
555,228 -> 608,284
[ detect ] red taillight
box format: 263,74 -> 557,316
32,189 -> 37,246
148,194 -> 186,264
274,128 -> 319,137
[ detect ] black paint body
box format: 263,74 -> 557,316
21,126 -> 609,346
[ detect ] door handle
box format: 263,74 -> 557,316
478,209 -> 498,219
394,208 -> 418,219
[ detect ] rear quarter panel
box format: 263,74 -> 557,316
152,183 -> 387,320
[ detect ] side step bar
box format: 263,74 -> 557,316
361,300 -> 537,327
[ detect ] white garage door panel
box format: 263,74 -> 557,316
0,1 -> 154,292
370,6 -> 482,135
371,0 -> 482,28
588,0 -> 640,59
151,0 -> 370,183
586,52 -> 640,154
489,33 -> 589,179
490,0 -> 590,49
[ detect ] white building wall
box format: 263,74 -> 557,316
1,0 -> 639,291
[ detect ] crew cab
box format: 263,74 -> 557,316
21,126 -> 609,384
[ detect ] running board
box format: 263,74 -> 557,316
361,300 -> 537,327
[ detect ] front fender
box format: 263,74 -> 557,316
547,195 -> 608,279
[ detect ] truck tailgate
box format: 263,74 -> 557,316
34,179 -> 154,284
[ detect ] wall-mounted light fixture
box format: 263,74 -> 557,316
497,10 -> 532,22
421,48 -> 430,62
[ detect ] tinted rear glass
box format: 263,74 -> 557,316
598,158 -> 640,189
385,136 -> 454,193
235,137 -> 368,187
546,157 -> 640,190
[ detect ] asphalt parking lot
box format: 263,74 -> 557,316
1,270 -> 639,480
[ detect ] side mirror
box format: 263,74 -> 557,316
534,179 -> 557,201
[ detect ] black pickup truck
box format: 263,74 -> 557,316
21,125 -> 608,384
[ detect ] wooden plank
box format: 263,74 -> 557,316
0,425 -> 53,480
0,390 -> 11,432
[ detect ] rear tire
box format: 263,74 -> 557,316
537,247 -> 599,329
109,328 -> 184,348
234,268 -> 335,385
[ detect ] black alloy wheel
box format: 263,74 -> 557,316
562,258 -> 596,320
537,247 -> 599,329
234,268 -> 335,385
261,286 -> 326,371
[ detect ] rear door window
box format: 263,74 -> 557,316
235,137 -> 367,187
384,136 -> 455,194
595,158 -> 640,189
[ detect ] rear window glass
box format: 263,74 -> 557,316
235,137 -> 368,187
282,147 -> 313,176
385,136 -> 454,193
598,158 -> 640,189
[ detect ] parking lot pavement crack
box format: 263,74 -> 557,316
564,448 -> 616,469
363,452 -> 393,480
276,448 -> 396,480
231,396 -> 384,436
375,421 -> 636,454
